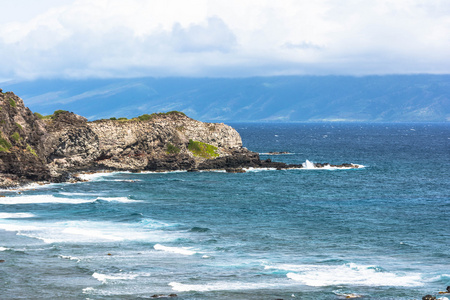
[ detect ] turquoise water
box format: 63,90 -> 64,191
0,123 -> 449,299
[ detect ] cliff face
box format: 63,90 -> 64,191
0,90 -> 50,185
0,90 -> 248,187
43,111 -> 243,174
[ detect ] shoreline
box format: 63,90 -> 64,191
0,161 -> 365,192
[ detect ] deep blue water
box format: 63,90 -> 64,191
0,123 -> 449,299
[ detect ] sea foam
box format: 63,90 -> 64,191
266,263 -> 422,287
0,219 -> 183,244
0,212 -> 35,219
92,272 -> 138,283
0,195 -> 140,205
169,281 -> 291,292
301,160 -> 365,170
95,196 -> 142,203
0,195 -> 94,205
154,244 -> 196,255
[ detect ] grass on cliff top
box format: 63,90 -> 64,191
188,139 -> 219,159
98,111 -> 186,122
9,98 -> 16,107
34,110 -> 67,120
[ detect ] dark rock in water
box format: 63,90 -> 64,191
187,168 -> 199,172
0,260 -> 5,263
447,286 -> 450,292
225,168 -> 245,173
422,295 -> 436,300
190,227 -> 211,232
168,294 -> 177,297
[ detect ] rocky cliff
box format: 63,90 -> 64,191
0,89 -> 259,187
0,89 -> 361,188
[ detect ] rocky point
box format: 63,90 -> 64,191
0,89 -> 361,188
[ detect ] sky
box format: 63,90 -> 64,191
1,0 -> 450,80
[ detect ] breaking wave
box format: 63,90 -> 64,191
154,244 -> 197,256
265,263 -> 422,287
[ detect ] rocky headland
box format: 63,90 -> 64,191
0,89 -> 360,188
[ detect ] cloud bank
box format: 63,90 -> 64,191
1,0 -> 450,80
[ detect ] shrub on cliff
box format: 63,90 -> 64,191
11,132 -> 21,142
52,110 -> 68,119
137,114 -> 154,121
0,136 -> 12,152
188,139 -> 219,159
26,144 -> 38,157
166,143 -> 181,154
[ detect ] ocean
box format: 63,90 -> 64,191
0,123 -> 449,299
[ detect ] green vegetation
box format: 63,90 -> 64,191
34,110 -> 67,120
52,110 -> 67,119
137,114 -> 153,121
26,144 -> 38,157
34,112 -> 45,119
99,111 -> 187,123
188,139 -> 219,159
135,111 -> 186,122
165,111 -> 186,116
9,98 -> 16,107
166,143 -> 181,155
0,135 -> 12,152
15,122 -> 23,130
11,132 -> 20,142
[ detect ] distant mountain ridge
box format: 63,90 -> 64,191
2,75 -> 449,122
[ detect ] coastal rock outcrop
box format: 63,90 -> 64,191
0,91 -> 51,186
0,90 -> 248,186
0,89 -> 363,187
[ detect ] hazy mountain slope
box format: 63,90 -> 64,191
2,75 -> 449,122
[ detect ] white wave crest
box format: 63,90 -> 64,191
0,220 -> 183,244
0,195 -> 141,205
154,244 -> 196,256
270,263 -> 422,287
302,159 -> 316,169
0,212 -> 36,218
92,272 -> 138,283
244,167 -> 277,172
0,247 -> 9,251
76,172 -> 125,181
59,255 -> 80,262
95,196 -> 142,203
169,281 -> 291,292
301,160 -> 365,170
0,195 -> 94,205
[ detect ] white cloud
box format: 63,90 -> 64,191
1,0 -> 450,79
